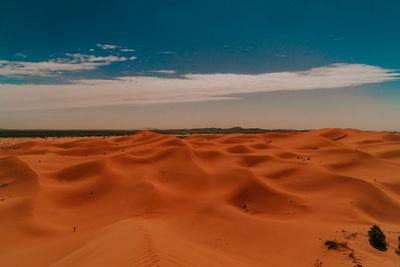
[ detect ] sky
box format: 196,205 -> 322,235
1,0 -> 400,130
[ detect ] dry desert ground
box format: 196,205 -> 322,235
1,128 -> 400,266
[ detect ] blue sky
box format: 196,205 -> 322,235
0,0 -> 399,130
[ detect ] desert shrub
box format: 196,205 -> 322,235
396,236 -> 400,255
324,240 -> 338,250
398,236 -> 400,249
368,225 -> 387,251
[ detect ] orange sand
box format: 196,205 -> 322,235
1,128 -> 400,266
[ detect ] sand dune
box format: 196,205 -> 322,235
1,129 -> 400,266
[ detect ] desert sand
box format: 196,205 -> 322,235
1,128 -> 400,266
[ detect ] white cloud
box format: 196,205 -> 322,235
96,44 -> 120,50
276,53 -> 288,57
0,60 -> 100,76
0,53 -> 135,77
96,44 -> 134,52
149,70 -> 177,74
89,48 -> 95,52
121,48 -> 135,52
0,64 -> 398,111
65,53 -> 129,63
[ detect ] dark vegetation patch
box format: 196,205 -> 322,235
325,240 -> 339,250
332,134 -> 347,141
324,240 -> 349,250
324,239 -> 362,266
368,225 -> 387,251
297,155 -> 310,161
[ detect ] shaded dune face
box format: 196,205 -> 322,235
0,157 -> 39,225
1,129 -> 400,266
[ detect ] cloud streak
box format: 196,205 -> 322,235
0,64 -> 398,111
96,44 -> 120,50
96,44 -> 135,52
120,48 -> 135,52
0,53 -> 135,77
149,70 -> 177,74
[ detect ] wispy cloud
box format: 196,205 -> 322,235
275,53 -> 288,57
14,53 -> 27,59
64,53 -> 129,63
149,70 -> 177,74
96,43 -> 120,50
0,64 -> 398,111
0,53 -> 135,77
94,44 -> 135,52
120,48 -> 135,52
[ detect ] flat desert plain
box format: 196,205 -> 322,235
1,128 -> 400,267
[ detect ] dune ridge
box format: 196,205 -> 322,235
1,128 -> 400,266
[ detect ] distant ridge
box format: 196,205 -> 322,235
0,127 -> 308,138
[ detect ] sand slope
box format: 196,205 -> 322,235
1,129 -> 400,266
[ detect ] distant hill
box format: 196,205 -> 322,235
0,127 -> 308,138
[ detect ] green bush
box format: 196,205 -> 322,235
368,225 -> 387,251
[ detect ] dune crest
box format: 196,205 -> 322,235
1,129 -> 400,266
